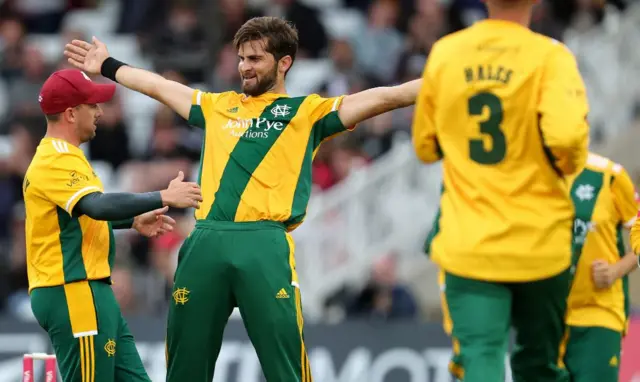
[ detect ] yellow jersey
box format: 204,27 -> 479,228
628,198 -> 640,256
566,153 -> 637,333
412,19 -> 590,282
188,90 -> 351,231
24,138 -> 114,292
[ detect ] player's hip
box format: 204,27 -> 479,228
194,218 -> 286,232
565,306 -> 627,333
433,248 -> 572,282
30,279 -> 117,338
182,219 -> 296,272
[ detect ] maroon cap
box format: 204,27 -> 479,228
39,69 -> 116,115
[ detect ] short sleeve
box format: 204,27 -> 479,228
36,153 -> 103,215
306,94 -> 353,143
611,163 -> 639,228
188,90 -> 221,129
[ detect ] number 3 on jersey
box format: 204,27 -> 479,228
468,92 -> 505,165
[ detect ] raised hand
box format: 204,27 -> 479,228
64,36 -> 110,75
132,206 -> 176,238
160,171 -> 203,209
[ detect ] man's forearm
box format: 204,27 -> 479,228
339,79 -> 421,127
388,79 -> 422,109
101,57 -> 193,119
75,192 -> 163,221
114,65 -> 166,101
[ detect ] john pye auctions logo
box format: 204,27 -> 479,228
223,117 -> 284,139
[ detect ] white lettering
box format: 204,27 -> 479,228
310,347 -> 371,382
370,348 -> 427,382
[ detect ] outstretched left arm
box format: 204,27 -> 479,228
337,79 -> 421,128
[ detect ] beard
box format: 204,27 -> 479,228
242,65 -> 278,96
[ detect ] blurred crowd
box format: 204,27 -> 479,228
0,0 -> 638,321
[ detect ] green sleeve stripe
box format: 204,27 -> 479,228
615,224 -> 630,320
207,97 -> 306,221
317,110 -> 349,141
283,112 -> 336,229
188,104 -> 206,129
107,222 -> 116,276
57,206 -> 87,283
537,113 -> 562,177
424,184 -> 445,257
196,131 -> 206,186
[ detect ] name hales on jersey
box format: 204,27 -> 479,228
464,65 -> 513,85
224,117 -> 285,139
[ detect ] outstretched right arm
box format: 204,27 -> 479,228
64,37 -> 194,120
112,65 -> 194,120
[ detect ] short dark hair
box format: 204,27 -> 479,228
233,17 -> 299,64
44,113 -> 61,122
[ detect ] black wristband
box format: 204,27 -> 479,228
100,57 -> 127,83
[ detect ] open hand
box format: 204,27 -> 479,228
160,171 -> 203,209
64,36 -> 110,76
132,206 -> 176,238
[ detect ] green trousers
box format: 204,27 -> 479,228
562,326 -> 621,382
443,269 -> 571,382
166,220 -> 312,382
30,280 -> 149,382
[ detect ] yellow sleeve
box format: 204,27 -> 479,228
537,44 -> 590,175
305,94 -> 353,142
34,153 -> 103,215
611,163 -> 639,228
411,54 -> 442,164
187,90 -> 222,129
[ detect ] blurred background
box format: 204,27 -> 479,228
2,0 -> 640,380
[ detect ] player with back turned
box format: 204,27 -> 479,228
25,69 -> 202,382
412,0 -> 590,381
64,16 -> 421,382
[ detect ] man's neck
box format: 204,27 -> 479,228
486,2 -> 532,27
45,124 -> 81,147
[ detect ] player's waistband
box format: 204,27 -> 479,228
194,219 -> 286,232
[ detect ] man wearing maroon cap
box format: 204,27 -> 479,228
23,68 -> 204,382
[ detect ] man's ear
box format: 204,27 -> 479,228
279,55 -> 293,74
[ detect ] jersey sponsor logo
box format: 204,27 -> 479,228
276,288 -> 290,299
573,218 -> 596,245
67,171 -> 90,188
574,184 -> 595,202
223,118 -> 285,139
104,339 -> 116,357
172,287 -> 190,305
227,106 -> 239,113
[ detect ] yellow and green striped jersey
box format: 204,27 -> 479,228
566,153 -> 638,333
188,90 -> 352,231
24,138 -> 115,292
